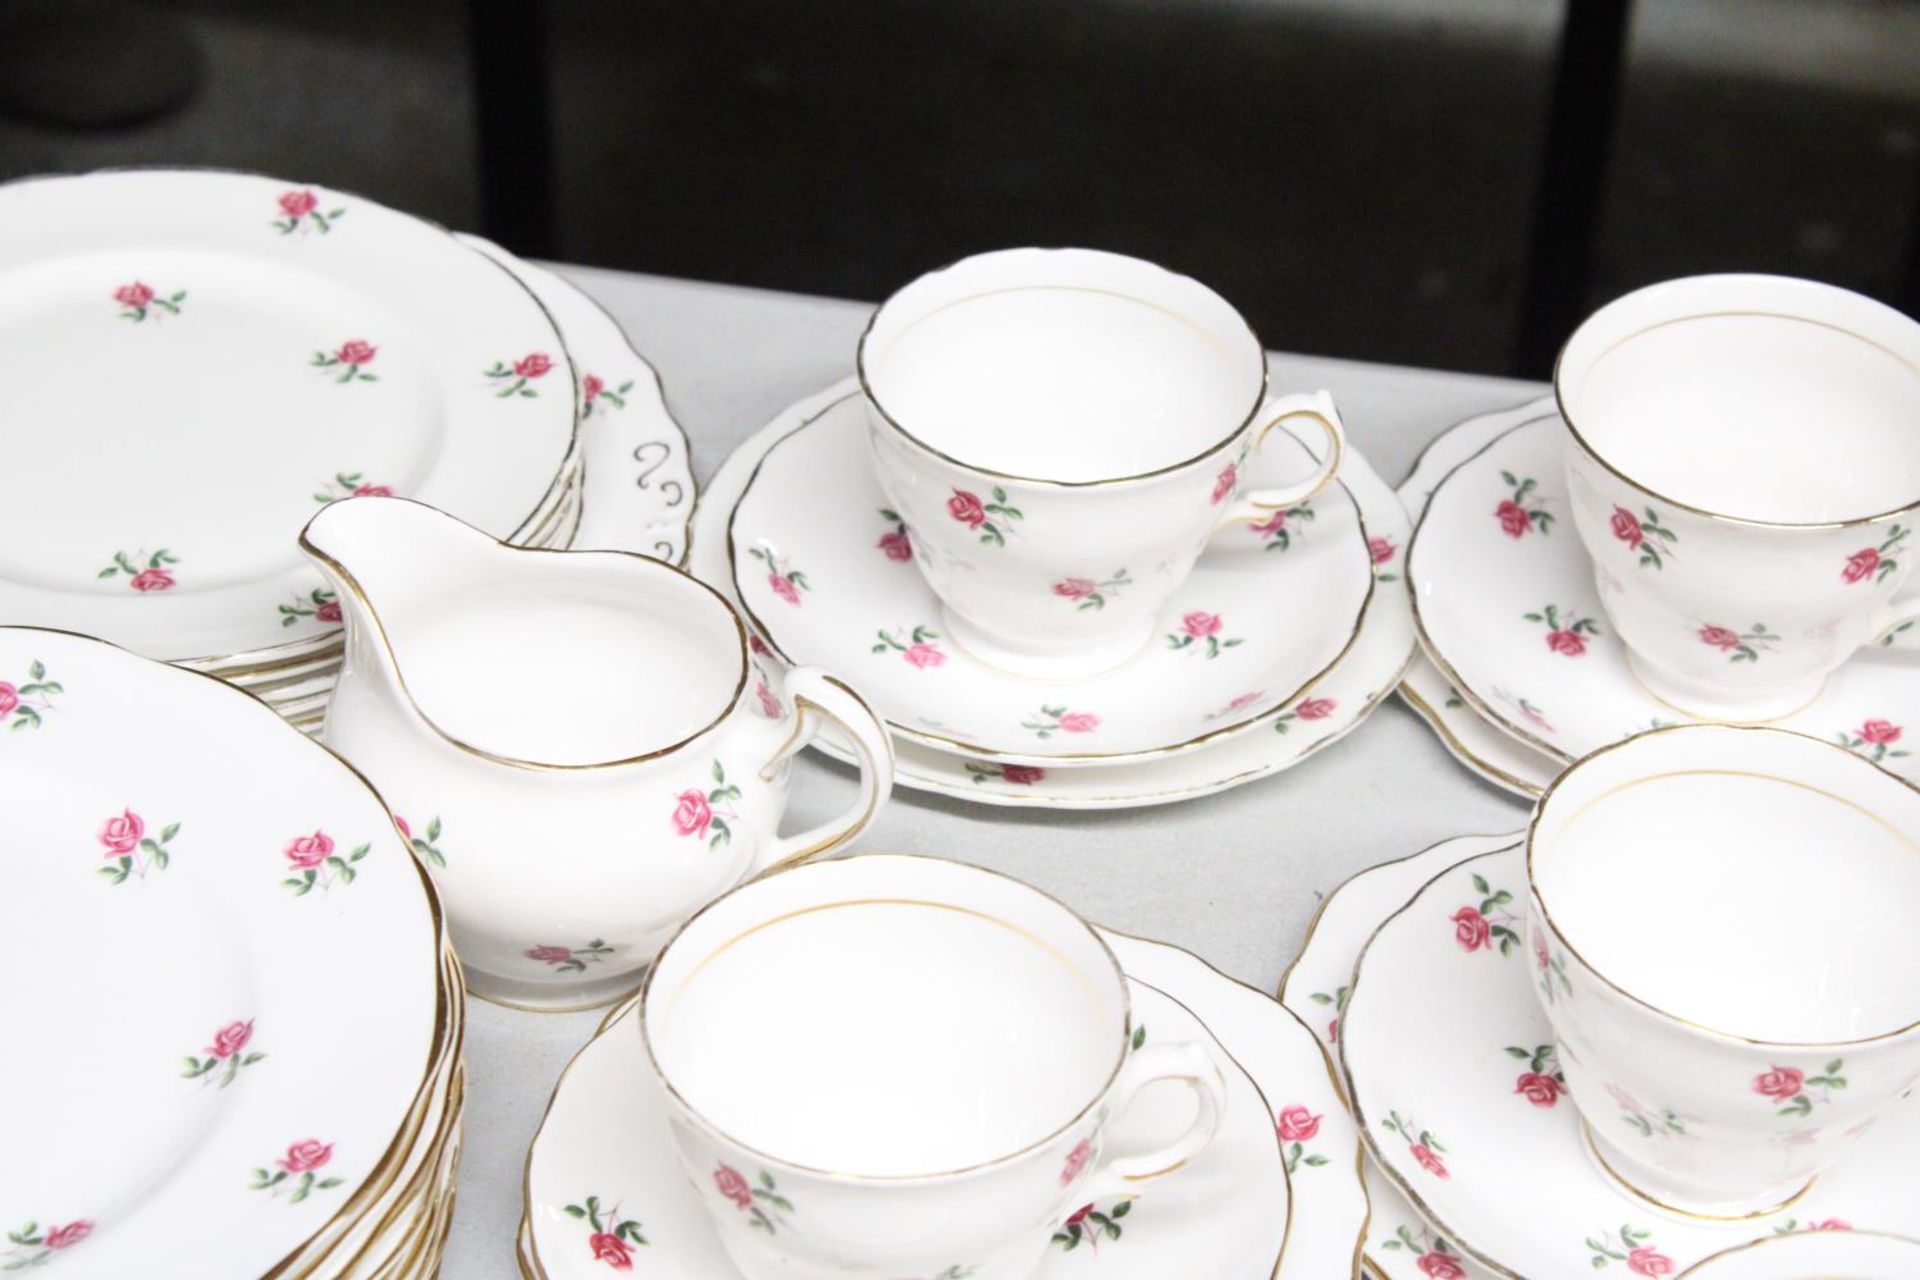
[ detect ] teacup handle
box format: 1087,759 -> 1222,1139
752,666 -> 894,874
1076,1040 -> 1227,1202
1213,390 -> 1347,529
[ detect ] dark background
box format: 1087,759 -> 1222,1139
3,0 -> 1916,377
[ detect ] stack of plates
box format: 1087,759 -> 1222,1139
0,626 -> 463,1277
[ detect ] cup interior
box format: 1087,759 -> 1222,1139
860,248 -> 1264,483
1530,725 -> 1920,1044
1558,274 -> 1920,524
643,854 -> 1129,1178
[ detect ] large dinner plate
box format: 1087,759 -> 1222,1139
0,170 -> 578,661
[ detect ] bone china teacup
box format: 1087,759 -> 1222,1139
859,247 -> 1347,679
303,497 -> 893,1010
1526,724 -> 1920,1218
1559,274 -> 1920,721
641,853 -> 1227,1280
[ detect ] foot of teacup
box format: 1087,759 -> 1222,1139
461,961 -> 646,1014
1624,651 -> 1828,724
938,604 -> 1154,680
1579,1121 -> 1817,1222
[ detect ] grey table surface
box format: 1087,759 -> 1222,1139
445,263 -> 1541,1279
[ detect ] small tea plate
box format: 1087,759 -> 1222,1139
728,389 -> 1374,764
1340,844 -> 1920,1279
1409,417 -> 1919,783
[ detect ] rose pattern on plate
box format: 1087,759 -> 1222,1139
182,1018 -> 266,1088
1495,470 -> 1553,537
0,660 -> 61,731
98,549 -> 178,592
948,487 -> 1023,547
250,1139 -> 343,1205
1842,524 -> 1907,585
1052,569 -> 1131,611
1203,689 -> 1266,722
1608,1083 -> 1692,1141
1757,1060 -> 1847,1119
1021,705 -> 1100,739
563,1194 -> 647,1271
1378,1222 -> 1466,1280
114,281 -> 185,323
1381,1109 -> 1449,1178
1772,1217 -> 1853,1234
748,544 -> 810,606
872,625 -> 945,669
1524,603 -> 1599,657
311,340 -> 379,383
714,1165 -> 791,1235
1533,927 -> 1573,1005
1698,622 -> 1780,663
581,374 -> 632,419
964,761 -> 1046,786
1493,687 -> 1556,734
394,814 -> 447,868
1370,534 -> 1400,581
1308,984 -> 1348,1044
1052,1199 -> 1132,1253
1586,1224 -> 1673,1276
1505,1043 -> 1567,1108
485,352 -> 554,398
1272,695 -> 1336,734
280,830 -> 371,896
278,587 -> 342,627
1166,610 -> 1242,659
1249,501 -> 1316,552
1610,505 -> 1679,570
3,1219 -> 92,1270
313,471 -> 394,503
1451,871 -> 1520,956
672,761 -> 741,851
273,188 -> 345,234
1838,718 -> 1908,764
876,509 -> 913,562
525,940 -> 614,974
97,811 -> 179,884
1276,1104 -> 1329,1174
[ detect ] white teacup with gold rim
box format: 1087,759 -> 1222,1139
1525,724 -> 1920,1219
859,247 -> 1347,679
1559,275 -> 1920,721
640,853 -> 1228,1280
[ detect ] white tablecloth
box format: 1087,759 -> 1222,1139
445,263 -> 1542,1279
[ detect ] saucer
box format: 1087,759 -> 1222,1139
1340,843 -> 1920,1279
1409,415 -> 1920,784
521,925 -> 1366,1280
1677,1230 -> 1920,1278
727,388 -> 1374,764
691,380 -> 1415,805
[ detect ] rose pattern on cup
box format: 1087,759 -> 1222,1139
114,281 -> 185,323
1609,505 -> 1680,570
1272,695 -> 1336,734
1697,622 -> 1781,664
671,761 -> 741,852
1370,534 -> 1399,582
3,1219 -> 93,1269
747,544 -> 809,606
963,761 -> 1046,786
1379,1222 -> 1466,1280
1533,927 -> 1573,1006
98,549 -> 178,592
713,1165 -> 792,1235
562,1194 -> 647,1271
1505,1043 -> 1567,1109
947,487 -> 1023,547
872,625 -> 945,669
751,669 -> 787,721
1381,1109 -> 1449,1179
313,471 -> 394,504
181,1018 -> 266,1088
1756,1060 -> 1847,1119
280,830 -> 371,896
311,340 -> 379,384
1838,718 -> 1908,764
1248,501 -> 1316,552
0,659 -> 61,731
97,811 -> 179,885
1052,1199 -> 1132,1253
581,374 -> 632,418
1275,1104 -> 1328,1174
485,352 -> 554,398
1052,569 -> 1132,611
1307,983 -> 1348,1044
1496,470 -> 1554,537
1525,603 -> 1600,658
278,587 -> 342,627
1842,524 -> 1907,585
395,814 -> 447,868
876,508 -> 914,562
1586,1224 -> 1673,1276
1211,461 -> 1238,505
525,940 -> 614,973
1607,1082 -> 1693,1141
1166,610 -> 1241,660
272,188 -> 345,234
250,1139 -> 343,1205
1450,871 -> 1520,956
1021,705 -> 1100,739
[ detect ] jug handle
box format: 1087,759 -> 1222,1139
754,668 -> 895,874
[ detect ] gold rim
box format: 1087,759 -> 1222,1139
1674,1228 -> 1920,1278
1579,1119 -> 1816,1222
1396,682 -> 1548,797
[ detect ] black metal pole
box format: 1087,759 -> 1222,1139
468,0 -> 557,257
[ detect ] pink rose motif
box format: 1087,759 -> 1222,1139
1211,463 -> 1237,505
514,352 -> 554,379
1808,1219 -> 1853,1231
1451,906 -> 1490,952
1699,625 -> 1740,651
130,567 -> 175,592
947,490 -> 987,528
43,1222 -> 91,1251
278,1139 -> 333,1174
1227,691 -> 1262,711
748,634 -> 770,656
526,945 -> 572,964
1057,711 -> 1100,733
756,681 -> 782,718
114,281 -> 154,309
394,816 -> 412,839
1060,1137 -> 1093,1186
352,483 -> 393,497
589,1232 -> 633,1270
1327,1017 -> 1339,1042
1533,929 -> 1550,970
284,830 -> 334,870
1276,1105 -> 1321,1142
99,809 -> 145,856
1181,611 -> 1223,639
1294,697 -> 1335,720
1515,1072 -> 1564,1108
583,374 -> 604,403
714,1164 -> 753,1210
1627,1247 -> 1675,1277
279,189 -> 318,218
335,339 -> 377,366
0,681 -> 14,719
1417,1253 -> 1464,1280
208,1019 -> 254,1059
1369,535 -> 1397,564
1063,1204 -> 1093,1229
1496,499 -> 1532,537
904,643 -> 945,669
1249,510 -> 1287,537
1862,719 -> 1902,746
1545,628 -> 1586,657
1053,577 -> 1097,599
672,790 -> 712,839
768,573 -> 800,605
877,530 -> 913,561
1753,1066 -> 1805,1101
1843,547 -> 1880,583
1411,1143 -> 1449,1179
1000,764 -> 1045,785
1606,1082 -> 1642,1113
1610,506 -> 1644,550
316,598 -> 343,623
